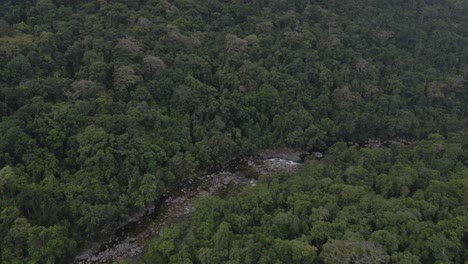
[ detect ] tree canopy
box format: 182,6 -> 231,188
142,134 -> 468,264
0,0 -> 466,262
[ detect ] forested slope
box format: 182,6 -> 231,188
0,0 -> 466,262
142,135 -> 468,263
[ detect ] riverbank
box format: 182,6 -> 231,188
73,156 -> 303,264
73,139 -> 411,263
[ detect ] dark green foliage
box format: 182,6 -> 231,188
0,0 -> 467,262
142,135 -> 468,263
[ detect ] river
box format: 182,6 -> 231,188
73,156 -> 304,264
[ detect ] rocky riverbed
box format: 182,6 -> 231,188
73,157 -> 302,264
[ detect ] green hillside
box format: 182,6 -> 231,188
0,0 -> 466,262
142,136 -> 468,263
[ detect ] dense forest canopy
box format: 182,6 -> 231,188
0,0 -> 466,263
142,136 -> 468,263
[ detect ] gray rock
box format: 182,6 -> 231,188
314,152 -> 323,159
258,148 -> 306,162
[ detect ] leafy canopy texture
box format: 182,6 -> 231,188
142,135 -> 468,264
0,0 -> 467,262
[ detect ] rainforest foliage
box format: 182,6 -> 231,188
0,0 -> 466,262
142,136 -> 468,264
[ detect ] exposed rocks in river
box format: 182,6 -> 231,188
73,157 -> 302,264
257,148 -> 309,162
